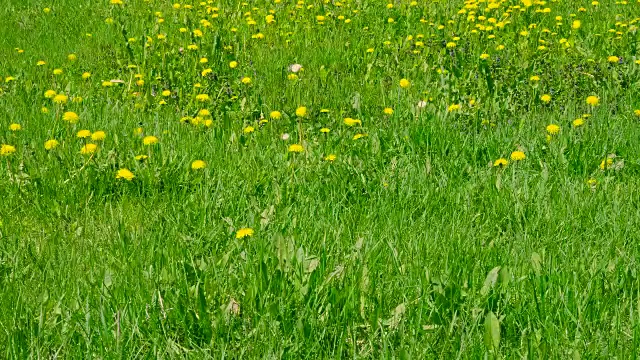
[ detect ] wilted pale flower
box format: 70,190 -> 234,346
289,64 -> 302,73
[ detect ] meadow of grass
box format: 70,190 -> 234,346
1,0 -> 640,358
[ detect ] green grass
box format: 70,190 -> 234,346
1,0 -> 640,358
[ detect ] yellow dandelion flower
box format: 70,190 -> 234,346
600,158 -> 614,170
241,77 -> 252,84
243,126 -> 255,134
546,124 -> 560,135
572,118 -> 584,128
510,151 -> 526,161
607,56 -> 620,63
399,78 -> 410,88
53,69 -> 63,75
324,154 -> 337,161
270,111 -> 282,120
116,168 -> 135,181
44,139 -> 59,150
295,106 -> 307,117
9,123 -> 21,131
195,94 -> 210,102
288,144 -> 304,153
143,136 -> 159,145
383,107 -> 393,115
62,111 -> 79,123
44,90 -> 57,98
586,96 -> 599,106
80,143 -> 97,154
320,128 -> 330,133
191,160 -> 207,170
229,61 -> 238,68
344,117 -> 362,126
447,104 -> 461,112
540,94 -> 552,103
76,129 -> 91,138
493,158 -> 508,167
353,133 -> 366,140
236,228 -> 254,239
135,154 -> 148,161
53,94 -> 68,104
0,144 -> 16,156
91,131 -> 106,141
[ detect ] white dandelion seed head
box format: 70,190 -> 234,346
288,64 -> 302,73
